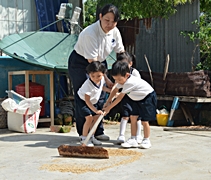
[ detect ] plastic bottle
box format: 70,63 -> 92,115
70,7 -> 81,24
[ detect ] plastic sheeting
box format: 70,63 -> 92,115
34,0 -> 69,32
0,31 -> 78,71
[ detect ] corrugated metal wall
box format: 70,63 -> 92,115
0,0 -> 38,40
136,0 -> 200,73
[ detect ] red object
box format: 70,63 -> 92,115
15,82 -> 45,116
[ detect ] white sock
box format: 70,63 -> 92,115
119,118 -> 128,136
131,136 -> 136,139
81,136 -> 86,140
136,120 -> 142,137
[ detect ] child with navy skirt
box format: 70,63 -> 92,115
78,61 -> 110,147
104,61 -> 157,149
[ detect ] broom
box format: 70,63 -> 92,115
58,113 -> 109,159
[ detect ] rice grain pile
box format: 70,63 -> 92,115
40,148 -> 142,174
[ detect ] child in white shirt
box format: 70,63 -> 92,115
78,61 -> 110,146
104,61 -> 157,149
115,52 -> 143,144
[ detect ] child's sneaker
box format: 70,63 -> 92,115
117,135 -> 125,144
136,135 -> 143,144
121,138 -> 139,148
80,139 -> 94,147
140,138 -> 151,149
91,136 -> 102,145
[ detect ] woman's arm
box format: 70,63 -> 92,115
104,73 -> 113,89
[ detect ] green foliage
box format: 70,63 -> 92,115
83,0 -> 192,27
97,0 -> 192,19
201,0 -> 211,12
180,11 -> 211,70
83,0 -> 98,28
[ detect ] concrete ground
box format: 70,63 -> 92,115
0,123 -> 211,180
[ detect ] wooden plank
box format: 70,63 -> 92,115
157,95 -> 211,103
163,54 -> 170,80
171,109 -> 186,121
8,70 -> 53,75
50,71 -> 54,126
180,103 -> 194,125
163,126 -> 211,131
32,74 -> 36,82
38,118 -> 51,123
8,74 -> 12,90
144,55 -> 153,87
25,71 -> 29,98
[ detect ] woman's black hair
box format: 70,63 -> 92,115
101,4 -> 120,22
86,61 -> 106,74
111,61 -> 130,77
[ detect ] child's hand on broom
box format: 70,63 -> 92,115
95,110 -> 104,115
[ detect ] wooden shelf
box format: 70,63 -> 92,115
8,70 -> 54,126
157,95 -> 211,103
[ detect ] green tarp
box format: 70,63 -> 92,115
0,31 -> 116,71
0,31 -> 77,71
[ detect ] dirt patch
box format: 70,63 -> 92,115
163,125 -> 211,131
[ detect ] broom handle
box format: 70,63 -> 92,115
83,113 -> 104,146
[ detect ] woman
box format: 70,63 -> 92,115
68,4 -> 124,141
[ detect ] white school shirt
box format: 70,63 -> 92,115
116,75 -> 154,101
130,67 -> 141,78
78,76 -> 105,104
74,20 -> 124,62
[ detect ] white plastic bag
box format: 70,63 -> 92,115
1,97 -> 42,115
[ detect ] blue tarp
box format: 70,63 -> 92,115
34,0 -> 69,32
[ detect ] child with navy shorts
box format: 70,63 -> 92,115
104,61 -> 157,149
78,61 -> 110,147
115,52 -> 143,144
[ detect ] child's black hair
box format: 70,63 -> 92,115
117,51 -> 131,61
111,61 -> 130,77
117,51 -> 136,68
101,4 -> 120,22
86,61 -> 106,74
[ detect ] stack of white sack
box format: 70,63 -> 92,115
1,97 -> 42,115
1,97 -> 43,133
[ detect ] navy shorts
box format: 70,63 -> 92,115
121,95 -> 134,117
77,98 -> 100,117
121,96 -> 142,121
135,91 -> 157,121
